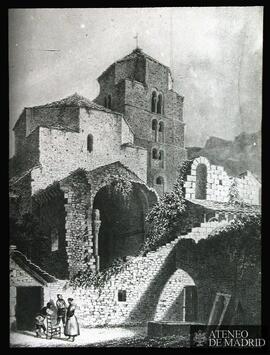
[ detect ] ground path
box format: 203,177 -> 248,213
10,326 -> 147,347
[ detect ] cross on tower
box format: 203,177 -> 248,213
134,33 -> 139,49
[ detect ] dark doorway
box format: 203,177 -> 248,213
16,286 -> 43,330
93,184 -> 147,270
185,286 -> 198,322
195,164 -> 207,199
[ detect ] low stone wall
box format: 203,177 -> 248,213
43,220 -> 227,327
43,238 -> 193,327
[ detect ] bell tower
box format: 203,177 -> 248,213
94,48 -> 187,194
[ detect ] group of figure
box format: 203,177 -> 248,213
35,294 -> 80,342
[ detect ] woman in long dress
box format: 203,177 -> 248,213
64,298 -> 80,341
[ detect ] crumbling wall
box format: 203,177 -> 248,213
184,156 -> 261,205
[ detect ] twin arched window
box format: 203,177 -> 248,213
87,134 -> 93,152
151,91 -> 164,114
152,119 -> 164,142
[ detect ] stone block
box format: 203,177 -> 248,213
187,175 -> 196,182
185,188 -> 194,194
184,181 -> 192,188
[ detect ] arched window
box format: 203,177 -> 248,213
158,121 -> 164,142
87,134 -> 93,153
151,91 -> 157,113
155,176 -> 165,194
108,95 -> 112,109
157,93 -> 163,114
158,150 -> 164,168
152,119 -> 158,142
152,148 -> 158,160
104,97 -> 107,108
156,176 -> 164,185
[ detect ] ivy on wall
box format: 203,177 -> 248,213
70,257 -> 132,290
106,177 -> 133,207
207,213 -> 261,282
140,161 -> 193,254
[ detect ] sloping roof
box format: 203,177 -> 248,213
88,161 -> 142,182
13,93 -> 124,131
98,47 -> 172,79
32,93 -> 120,115
116,47 -> 169,68
10,249 -> 57,285
9,165 -> 40,187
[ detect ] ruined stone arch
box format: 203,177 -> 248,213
87,164 -> 158,271
92,181 -> 157,270
191,157 -> 210,200
154,268 -> 197,322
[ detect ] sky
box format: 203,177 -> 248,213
9,7 -> 263,156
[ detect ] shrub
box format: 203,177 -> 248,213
70,257 -> 131,290
139,161 -> 192,254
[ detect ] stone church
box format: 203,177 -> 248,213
9,47 -> 261,331
9,47 -> 188,278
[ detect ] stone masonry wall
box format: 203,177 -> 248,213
42,220 -> 229,327
184,156 -> 261,205
32,189 -> 69,280
9,173 -> 33,219
10,127 -> 40,178
237,171 -> 261,205
26,106 -> 80,136
60,178 -> 94,279
43,244 -> 183,327
145,58 -> 169,93
30,108 -> 147,194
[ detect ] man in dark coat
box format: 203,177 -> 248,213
56,294 -> 67,326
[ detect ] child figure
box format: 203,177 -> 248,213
35,313 -> 46,337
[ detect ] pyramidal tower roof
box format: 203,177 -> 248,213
116,47 -> 169,68
98,47 -> 172,80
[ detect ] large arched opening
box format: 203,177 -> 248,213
195,163 -> 207,199
92,183 -> 152,270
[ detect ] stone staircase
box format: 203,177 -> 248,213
148,220 -> 228,257
43,221 -> 229,327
